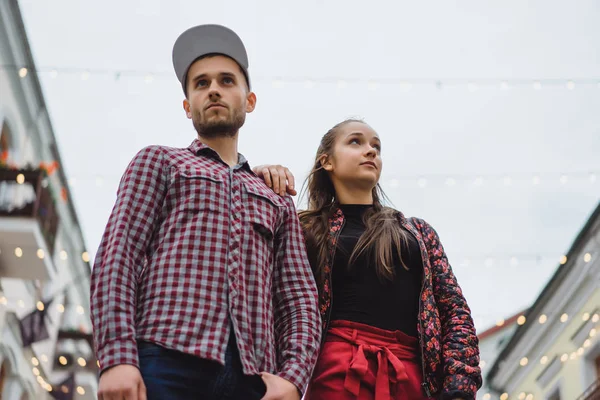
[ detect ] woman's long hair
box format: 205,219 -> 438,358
298,119 -> 410,291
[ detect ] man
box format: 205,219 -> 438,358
90,24 -> 321,400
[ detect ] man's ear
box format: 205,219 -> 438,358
245,91 -> 257,113
183,99 -> 192,119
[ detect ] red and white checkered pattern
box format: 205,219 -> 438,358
90,140 -> 321,391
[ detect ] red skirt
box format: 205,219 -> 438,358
305,320 -> 434,400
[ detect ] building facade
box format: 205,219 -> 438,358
0,0 -> 97,398
487,203 -> 600,400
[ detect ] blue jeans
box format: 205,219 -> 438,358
138,334 -> 266,400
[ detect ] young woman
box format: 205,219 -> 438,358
254,119 -> 481,400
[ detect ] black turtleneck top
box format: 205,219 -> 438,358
330,204 -> 423,336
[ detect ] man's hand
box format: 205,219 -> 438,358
98,364 -> 146,400
260,372 -> 300,400
252,165 -> 296,196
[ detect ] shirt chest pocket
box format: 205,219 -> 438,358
244,183 -> 285,241
178,168 -> 223,212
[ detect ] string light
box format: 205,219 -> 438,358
60,250 -> 68,260
303,80 -> 315,89
14,247 -> 23,258
517,315 -> 526,325
559,175 -> 568,184
540,356 -> 548,365
500,393 -> 509,400
584,253 -> 592,262
539,314 -> 547,324
31,357 -> 39,366
16,173 -> 25,184
77,387 -> 85,395
560,313 -> 568,323
36,301 -> 45,311
57,304 -> 65,313
560,255 -> 568,265
76,305 -> 85,315
367,81 -> 379,91
2,64 -> 598,91
519,357 -> 528,366
37,249 -> 45,259
41,354 -> 48,363
32,367 -> 39,376
77,357 -> 86,367
82,252 -> 90,262
560,353 -> 568,362
593,314 -> 599,323
58,356 -> 68,365
583,313 -> 590,321
50,169 -> 600,189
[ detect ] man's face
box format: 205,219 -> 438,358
183,55 -> 256,138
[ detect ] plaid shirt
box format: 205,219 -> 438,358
90,139 -> 321,391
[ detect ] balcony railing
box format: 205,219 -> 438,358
0,167 -> 59,255
577,378 -> 600,400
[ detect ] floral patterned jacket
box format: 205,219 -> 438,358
312,207 -> 482,399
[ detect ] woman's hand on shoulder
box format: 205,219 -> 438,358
252,164 -> 297,196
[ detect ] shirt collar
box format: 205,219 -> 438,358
188,139 -> 250,170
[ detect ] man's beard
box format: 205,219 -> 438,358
193,107 -> 246,139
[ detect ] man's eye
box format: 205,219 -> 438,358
196,80 -> 207,88
223,77 -> 234,84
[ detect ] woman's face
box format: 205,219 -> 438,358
323,121 -> 382,189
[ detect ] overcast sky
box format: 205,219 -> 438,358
17,0 -> 600,332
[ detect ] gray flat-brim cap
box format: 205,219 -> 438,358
172,24 -> 250,94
